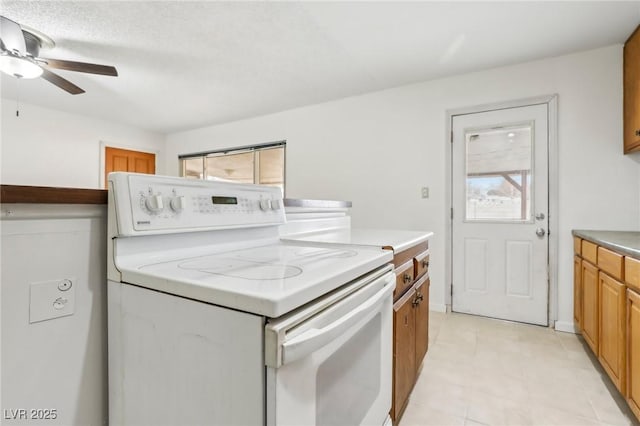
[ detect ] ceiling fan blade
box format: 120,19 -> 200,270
41,68 -> 85,95
0,16 -> 26,55
40,58 -> 118,76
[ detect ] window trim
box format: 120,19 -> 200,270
178,141 -> 286,160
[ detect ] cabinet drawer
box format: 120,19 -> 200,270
574,237 -> 582,255
394,260 -> 414,299
413,250 -> 429,280
582,240 -> 598,265
598,247 -> 624,281
626,257 -> 640,291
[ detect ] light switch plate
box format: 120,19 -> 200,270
421,187 -> 429,198
30,278 -> 76,323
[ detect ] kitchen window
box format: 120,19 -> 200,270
180,142 -> 285,193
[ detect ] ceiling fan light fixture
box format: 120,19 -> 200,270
0,54 -> 43,79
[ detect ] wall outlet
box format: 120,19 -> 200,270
30,278 -> 76,323
421,187 -> 429,199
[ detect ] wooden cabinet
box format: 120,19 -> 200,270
574,234 -> 640,421
582,259 -> 600,354
599,272 -> 626,394
582,240 -> 598,265
574,255 -> 582,330
413,251 -> 430,280
624,25 -> 640,154
394,260 -> 414,299
627,288 -> 640,418
393,287 -> 416,418
598,247 -> 624,282
389,242 -> 430,423
414,274 -> 430,365
626,257 -> 640,290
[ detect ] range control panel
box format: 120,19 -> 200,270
109,173 -> 285,235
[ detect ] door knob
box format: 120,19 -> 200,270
535,228 -> 546,237
535,213 -> 545,221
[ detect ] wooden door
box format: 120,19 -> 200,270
105,147 -> 156,187
624,25 -> 640,154
627,288 -> 640,418
414,275 -> 430,368
599,272 -> 627,394
582,260 -> 599,355
574,255 -> 583,331
392,287 -> 416,422
451,103 -> 549,325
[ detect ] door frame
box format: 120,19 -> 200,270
444,94 -> 559,327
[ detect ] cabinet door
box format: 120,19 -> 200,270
392,287 -> 416,422
625,26 -> 640,154
627,288 -> 640,419
599,272 -> 627,395
574,255 -> 582,331
582,260 -> 599,355
414,275 -> 430,367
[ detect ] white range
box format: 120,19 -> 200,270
107,173 -> 395,426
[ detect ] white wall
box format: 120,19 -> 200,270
2,206 -> 107,425
0,101 -> 165,424
1,101 -> 165,188
165,45 -> 640,325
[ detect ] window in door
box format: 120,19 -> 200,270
464,124 -> 533,222
180,142 -> 285,193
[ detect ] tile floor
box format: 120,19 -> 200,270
399,312 -> 638,426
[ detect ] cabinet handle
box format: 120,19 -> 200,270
421,260 -> 429,268
412,292 -> 424,307
403,273 -> 412,284
635,129 -> 640,136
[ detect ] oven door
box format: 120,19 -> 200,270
265,268 -> 394,426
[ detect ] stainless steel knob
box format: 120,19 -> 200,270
535,228 -> 546,237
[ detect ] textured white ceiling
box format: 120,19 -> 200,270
1,1 -> 639,134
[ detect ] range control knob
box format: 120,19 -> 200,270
170,196 -> 186,212
144,195 -> 164,213
259,199 -> 272,211
271,199 -> 282,210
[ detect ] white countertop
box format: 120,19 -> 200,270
282,228 -> 434,253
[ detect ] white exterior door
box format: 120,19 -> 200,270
451,103 -> 549,326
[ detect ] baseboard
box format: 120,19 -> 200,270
554,320 -> 578,334
429,303 -> 448,313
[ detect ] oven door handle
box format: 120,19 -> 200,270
281,277 -> 394,366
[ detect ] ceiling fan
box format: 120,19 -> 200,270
0,16 -> 118,94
